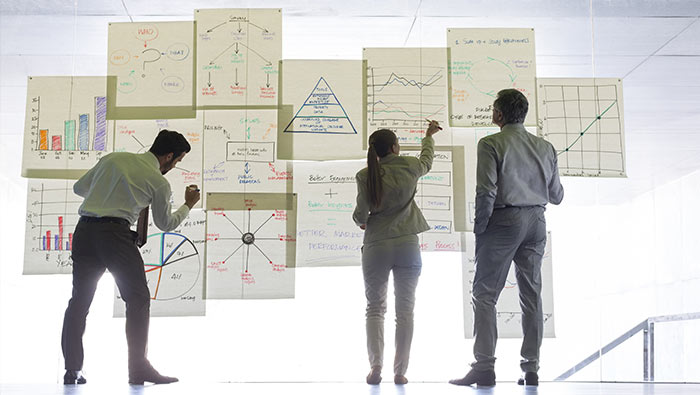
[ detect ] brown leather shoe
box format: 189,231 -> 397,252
366,366 -> 382,385
394,374 -> 408,385
129,365 -> 178,385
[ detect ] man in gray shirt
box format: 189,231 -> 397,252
450,89 -> 564,387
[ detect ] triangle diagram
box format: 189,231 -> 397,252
283,77 -> 357,134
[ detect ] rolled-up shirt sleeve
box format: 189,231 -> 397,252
150,182 -> 190,232
353,174 -> 370,227
412,135 -> 435,177
474,139 -> 498,234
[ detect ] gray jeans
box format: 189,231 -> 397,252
362,234 -> 422,376
472,206 -> 546,373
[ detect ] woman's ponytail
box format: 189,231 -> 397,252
366,129 -> 397,208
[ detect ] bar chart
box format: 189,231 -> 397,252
23,179 -> 83,274
22,76 -> 113,178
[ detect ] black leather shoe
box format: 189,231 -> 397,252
449,369 -> 496,387
517,371 -> 539,386
63,370 -> 87,385
129,365 -> 178,385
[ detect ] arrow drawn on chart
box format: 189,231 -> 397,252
486,57 -> 517,83
235,68 -> 239,86
248,21 -> 269,33
207,71 -> 212,87
238,22 -> 242,33
209,41 -> 238,65
209,41 -> 272,66
206,21 -> 227,33
266,74 -> 270,88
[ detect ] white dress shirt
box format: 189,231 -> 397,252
74,151 -> 190,231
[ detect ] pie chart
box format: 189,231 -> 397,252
142,232 -> 200,301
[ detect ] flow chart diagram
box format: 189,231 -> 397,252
195,8 -> 281,107
108,22 -> 194,113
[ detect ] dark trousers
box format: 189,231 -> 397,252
61,220 -> 151,371
472,206 -> 546,373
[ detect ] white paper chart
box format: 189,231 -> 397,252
108,22 -> 195,109
202,109 -> 291,197
277,60 -> 365,160
364,48 -> 452,147
537,78 -> 626,177
113,115 -> 204,208
195,8 -> 281,107
205,193 -> 296,299
462,232 -> 555,338
448,28 -> 536,127
114,209 -> 206,317
402,149 -> 462,252
23,179 -> 81,274
294,160 -> 365,267
21,76 -> 112,179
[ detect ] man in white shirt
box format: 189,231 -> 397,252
61,130 -> 200,385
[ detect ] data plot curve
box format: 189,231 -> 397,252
284,77 -> 357,135
536,78 -> 626,177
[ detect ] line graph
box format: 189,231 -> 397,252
364,48 -> 450,146
537,78 -> 626,177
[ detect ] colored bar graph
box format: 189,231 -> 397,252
64,120 -> 76,151
39,129 -> 49,150
58,216 -> 64,251
42,235 -> 47,250
51,136 -> 62,151
69,233 -> 73,251
78,114 -> 89,150
55,235 -> 59,250
94,96 -> 107,151
46,231 -> 52,250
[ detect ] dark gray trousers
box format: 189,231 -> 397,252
61,220 -> 151,371
472,206 -> 546,373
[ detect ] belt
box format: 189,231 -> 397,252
79,216 -> 130,226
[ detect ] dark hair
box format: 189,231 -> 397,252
493,89 -> 529,124
367,129 -> 397,207
149,129 -> 191,159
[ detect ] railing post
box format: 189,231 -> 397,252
649,322 -> 655,381
643,321 -> 650,381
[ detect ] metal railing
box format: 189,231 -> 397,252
555,312 -> 700,381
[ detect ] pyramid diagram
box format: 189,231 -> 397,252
283,77 -> 357,134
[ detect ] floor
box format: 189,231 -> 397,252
2,382 -> 700,395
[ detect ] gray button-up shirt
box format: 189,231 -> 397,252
474,123 -> 564,234
354,136 -> 434,244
